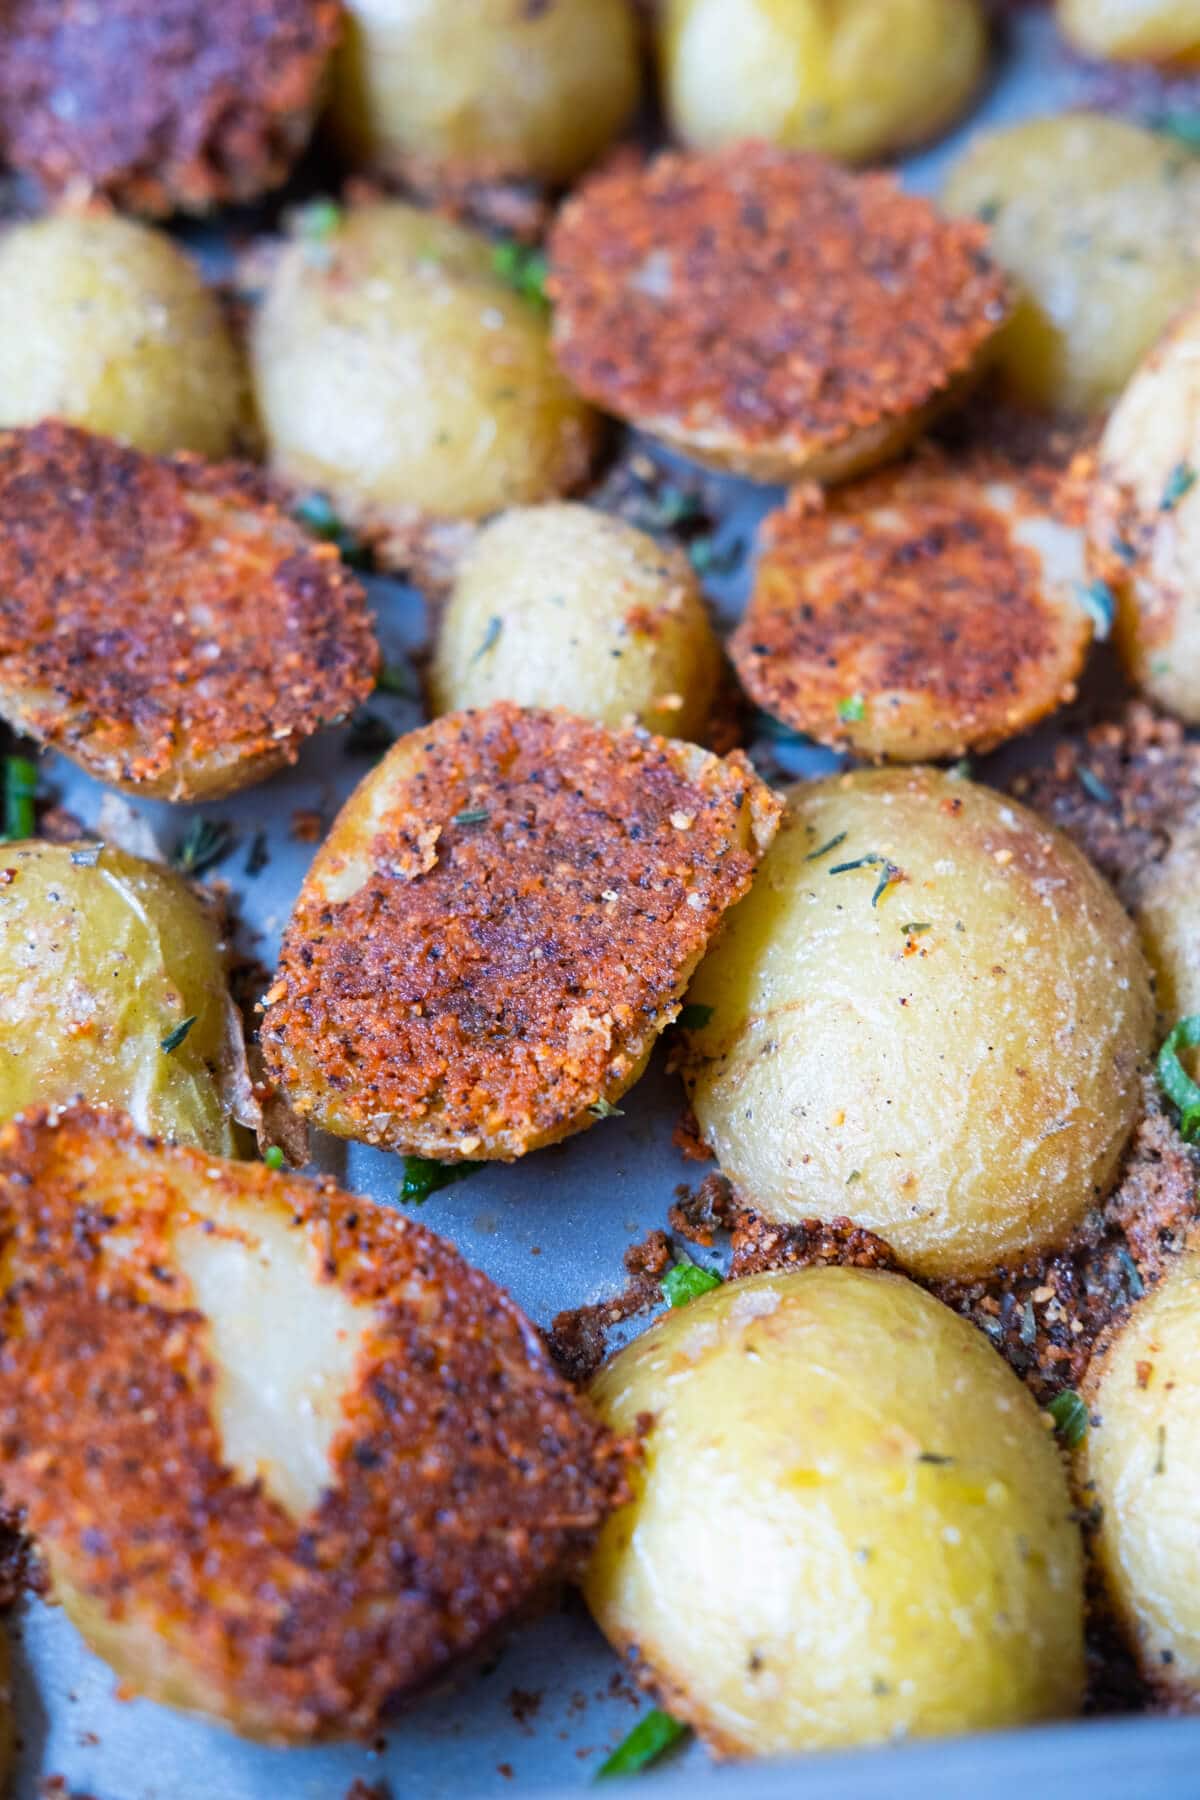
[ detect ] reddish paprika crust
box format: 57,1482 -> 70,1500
261,702 -> 782,1159
0,0 -> 341,215
548,144 -> 1012,482
0,1104 -> 632,1741
0,422 -> 379,801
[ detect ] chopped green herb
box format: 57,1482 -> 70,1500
70,842 -> 103,867
662,1261 -> 722,1308
1116,1245 -> 1145,1300
678,1003 -> 714,1030
453,807 -> 490,828
345,710 -> 396,756
293,492 -> 369,567
1048,1389 -> 1088,1449
828,852 -> 900,907
376,661 -> 417,699
160,1015 -> 198,1054
1076,579 -> 1115,640
689,534 -> 745,578
1,754 -> 37,842
901,921 -> 932,936
263,1145 -> 285,1171
837,692 -> 866,723
589,1097 -> 625,1119
492,239 -> 549,308
1078,767 -> 1115,807
596,1710 -> 688,1780
1162,462 -> 1197,511
470,615 -> 503,665
1157,1016 -> 1200,1139
295,198 -> 342,242
845,1169 -> 861,1185
805,831 -> 847,863
638,483 -> 703,534
399,1157 -> 484,1204
172,817 -> 233,876
1155,1424 -> 1167,1475
1110,536 -> 1137,566
917,1451 -> 953,1466
949,757 -> 973,781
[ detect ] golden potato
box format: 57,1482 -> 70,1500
1089,301 -> 1200,722
428,504 -> 722,740
1082,1237 -> 1200,1697
586,1266 -> 1085,1755
681,769 -> 1154,1280
1132,826 -> 1200,1040
249,202 -> 597,566
0,840 -> 246,1155
659,0 -> 987,165
1058,0 -> 1200,61
330,0 -> 640,186
943,114 -> 1200,416
0,213 -> 250,457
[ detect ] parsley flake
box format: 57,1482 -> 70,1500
470,616 -> 503,665
1162,462 -> 1197,511
828,852 -> 901,907
161,1015 -> 198,1054
399,1157 -> 484,1204
1076,579 -> 1115,640
172,817 -> 233,876
1078,767 -> 1115,807
1156,1016 -> 1200,1139
804,831 -> 847,863
491,240 -> 549,308
263,1146 -> 285,1170
662,1261 -> 722,1308
453,807 -> 489,828
1048,1389 -> 1088,1449
837,693 -> 866,723
589,1097 -> 625,1119
596,1710 -> 688,1780
1,754 -> 37,842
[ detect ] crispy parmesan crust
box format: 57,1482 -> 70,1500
0,0 -> 340,215
0,422 -> 379,801
548,144 -> 1011,482
0,1105 -> 631,1741
262,703 -> 782,1159
730,461 -> 1092,760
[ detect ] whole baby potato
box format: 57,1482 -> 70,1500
428,504 -> 722,740
659,0 -> 987,164
681,768 -> 1154,1280
1089,300 -> 1200,723
1082,1238 -> 1200,1697
1129,824 -> 1200,1036
943,114 -> 1200,415
0,214 -> 250,456
330,0 -> 640,185
249,203 -> 597,563
1058,0 -> 1200,61
586,1266 -> 1085,1755
0,840 -> 245,1154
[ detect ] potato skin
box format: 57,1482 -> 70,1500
681,769 -> 1154,1280
1082,1240 -> 1200,1698
943,114 -> 1200,416
660,0 -> 987,165
429,504 -> 722,740
1058,0 -> 1200,61
0,214 -> 250,457
0,841 -> 244,1154
250,203 -> 597,557
1131,825 -> 1200,1036
586,1266 -> 1085,1755
330,0 -> 640,185
1089,302 -> 1200,723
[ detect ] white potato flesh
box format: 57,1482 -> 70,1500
586,1266 -> 1085,1755
1058,0 -> 1200,60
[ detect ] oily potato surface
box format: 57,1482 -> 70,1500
1058,0 -> 1200,60
682,769 -> 1154,1280
943,114 -> 1200,416
330,0 -> 640,185
0,1104 -> 628,1741
1082,1238 -> 1200,1697
586,1266 -> 1085,1755
429,504 -> 722,740
659,0 -> 987,165
1090,301 -> 1200,722
0,841 -> 244,1154
1130,824 -> 1200,1032
0,213 -> 250,457
250,202 -> 596,562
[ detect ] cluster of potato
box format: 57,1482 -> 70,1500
2,0 -> 1200,1785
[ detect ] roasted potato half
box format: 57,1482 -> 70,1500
0,841 -> 246,1154
943,114 -> 1200,416
429,504 -> 722,741
1082,1236 -> 1200,1699
659,0 -> 987,165
681,768 -> 1154,1280
330,0 -> 641,186
250,202 -> 597,569
730,460 -> 1092,760
549,144 -> 1010,484
0,213 -> 251,457
1058,0 -> 1200,61
1089,302 -> 1200,723
1129,824 -> 1200,1042
262,702 -> 781,1159
0,1104 -> 628,1741
0,422 -> 378,802
586,1266 -> 1085,1755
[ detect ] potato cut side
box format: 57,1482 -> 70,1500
731,460 -> 1092,760
549,144 -> 1011,483
0,1104 -> 629,1742
0,422 -> 378,801
262,701 -> 782,1159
